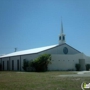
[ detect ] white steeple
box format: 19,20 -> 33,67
59,20 -> 65,44
61,19 -> 63,34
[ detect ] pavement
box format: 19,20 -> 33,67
57,71 -> 90,77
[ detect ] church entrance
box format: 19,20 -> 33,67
79,59 -> 86,71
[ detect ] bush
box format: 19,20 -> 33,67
75,64 -> 80,71
22,54 -> 51,72
86,64 -> 90,71
22,59 -> 29,71
32,54 -> 51,72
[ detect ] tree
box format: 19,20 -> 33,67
22,54 -> 51,72
32,54 -> 51,72
22,59 -> 29,71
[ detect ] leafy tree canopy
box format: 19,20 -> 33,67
23,54 -> 51,72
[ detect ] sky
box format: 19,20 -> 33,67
0,0 -> 90,56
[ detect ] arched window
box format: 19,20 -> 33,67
17,60 -> 19,71
63,36 -> 65,40
59,36 -> 61,40
12,60 -> 14,70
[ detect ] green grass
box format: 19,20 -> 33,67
0,71 -> 89,90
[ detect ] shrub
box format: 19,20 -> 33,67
22,59 -> 29,71
86,64 -> 90,71
22,54 -> 51,72
75,64 -> 80,71
32,54 -> 51,72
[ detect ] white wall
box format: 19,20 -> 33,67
21,54 -> 39,71
82,54 -> 90,64
48,53 -> 83,71
2,57 -> 9,70
10,56 -> 20,71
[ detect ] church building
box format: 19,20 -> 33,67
0,21 -> 90,71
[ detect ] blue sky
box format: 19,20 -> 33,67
0,0 -> 90,56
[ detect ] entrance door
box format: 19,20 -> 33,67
79,59 -> 86,71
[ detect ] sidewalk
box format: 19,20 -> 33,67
57,71 -> 90,77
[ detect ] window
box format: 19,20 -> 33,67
23,59 -> 27,67
59,36 -> 61,40
63,47 -> 68,54
63,36 -> 65,40
12,60 -> 14,70
7,61 -> 9,70
17,60 -> 19,71
3,61 -> 4,70
23,59 -> 26,63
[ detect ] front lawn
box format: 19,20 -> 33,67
0,71 -> 89,90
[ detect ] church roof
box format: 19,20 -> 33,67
0,43 -> 81,58
0,44 -> 58,58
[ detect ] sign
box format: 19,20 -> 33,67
81,82 -> 90,90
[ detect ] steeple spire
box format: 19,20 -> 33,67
61,19 -> 63,34
59,19 -> 65,44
